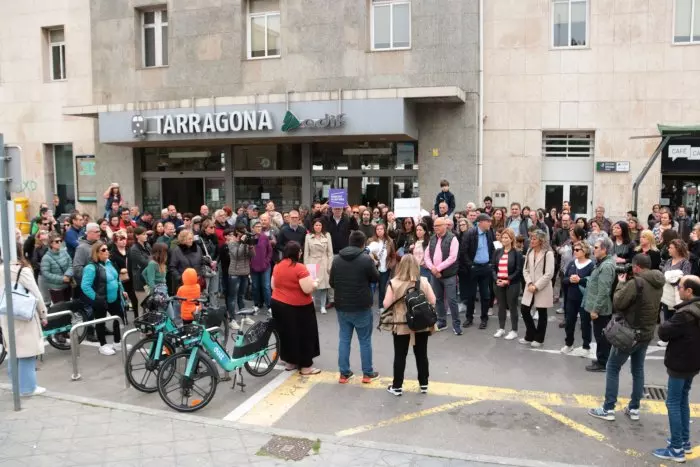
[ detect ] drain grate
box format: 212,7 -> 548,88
257,435 -> 317,461
644,386 -> 667,401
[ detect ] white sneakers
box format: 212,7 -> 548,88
530,341 -> 542,348
561,345 -> 574,354
320,307 -> 327,314
99,345 -> 116,356
493,329 -> 506,338
657,340 -> 668,348
113,342 -> 132,352
556,308 -> 565,314
241,316 -> 255,326
229,320 -> 241,330
571,346 -> 594,358
504,331 -> 518,340
518,338 -> 530,345
458,303 -> 467,313
253,306 -> 259,313
21,386 -> 46,397
487,309 -> 494,316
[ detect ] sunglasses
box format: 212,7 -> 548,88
352,211 -> 359,214
99,247 -> 108,252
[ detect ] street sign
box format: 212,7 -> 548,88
3,145 -> 23,193
596,161 -> 630,173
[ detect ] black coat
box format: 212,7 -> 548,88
659,298 -> 700,378
460,227 -> 495,269
329,246 -> 379,312
169,243 -> 204,288
128,242 -> 151,291
277,225 -> 307,253
325,215 -> 359,254
491,248 -> 524,283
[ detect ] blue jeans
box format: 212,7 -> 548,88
250,268 -> 271,308
378,270 -> 390,308
432,274 -> 460,330
603,342 -> 648,411
7,356 -> 37,395
336,309 -> 374,376
420,266 -> 431,279
226,275 -> 249,320
667,375 -> 694,449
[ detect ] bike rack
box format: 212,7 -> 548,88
70,316 -> 123,381
39,310 -> 75,362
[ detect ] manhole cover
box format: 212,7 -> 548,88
644,386 -> 667,401
257,435 -> 317,461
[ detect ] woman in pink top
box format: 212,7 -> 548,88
410,222 -> 431,279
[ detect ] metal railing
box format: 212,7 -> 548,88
70,316 -> 123,381
46,310 -> 74,322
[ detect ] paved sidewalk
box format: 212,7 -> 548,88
0,389 -> 587,467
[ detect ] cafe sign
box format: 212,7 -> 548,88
132,110 -> 273,137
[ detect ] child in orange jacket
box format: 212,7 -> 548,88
177,268 -> 201,324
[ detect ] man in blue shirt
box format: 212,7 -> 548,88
460,214 -> 495,329
64,212 -> 84,259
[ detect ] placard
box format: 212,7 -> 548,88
306,264 -> 318,281
210,188 -> 220,202
394,198 -> 422,218
261,192 -> 270,200
76,155 -> 97,202
328,189 -> 347,208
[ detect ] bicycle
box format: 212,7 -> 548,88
125,295 -> 229,393
43,300 -> 90,351
156,308 -> 279,412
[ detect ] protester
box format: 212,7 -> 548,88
40,231 -> 73,304
561,241 -> 594,355
628,217 -> 641,243
434,180 -> 456,216
157,222 -> 176,245
461,214 -> 495,329
587,254 -> 664,422
411,222 -> 431,279
248,219 -> 272,313
519,230 -> 555,347
583,238 -> 617,372
586,219 -> 609,247
226,225 -> 255,329
64,212 -> 85,258
659,239 -> 692,345
329,230 -> 380,384
505,202 -> 530,239
636,229 -> 662,271
492,228 -> 523,340
367,223 -> 397,311
103,183 -> 122,217
168,229 -> 204,291
593,206 -> 612,234
653,208 -> 677,244
277,209 -> 307,253
382,255 -> 437,396
425,217 -> 461,334
303,219 -> 333,315
0,242 -> 48,396
142,243 -> 168,293
109,231 -> 139,319
396,217 -> 416,256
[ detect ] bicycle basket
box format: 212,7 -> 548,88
134,311 -> 167,334
233,319 -> 274,358
166,324 -> 203,349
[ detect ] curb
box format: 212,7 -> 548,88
1,384 -> 590,467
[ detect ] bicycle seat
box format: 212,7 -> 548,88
193,297 -> 209,304
238,308 -> 256,316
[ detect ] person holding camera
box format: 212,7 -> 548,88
226,224 -> 256,329
587,254 -> 664,422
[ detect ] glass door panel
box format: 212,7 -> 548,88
142,179 -> 162,217
162,178 -> 204,215
542,182 -> 591,219
234,177 -> 302,213
569,185 -> 590,218
204,178 -> 226,210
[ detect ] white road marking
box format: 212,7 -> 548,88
222,369 -> 293,422
530,343 -> 666,360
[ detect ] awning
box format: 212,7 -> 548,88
658,124 -> 700,134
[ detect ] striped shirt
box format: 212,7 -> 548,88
497,251 -> 509,280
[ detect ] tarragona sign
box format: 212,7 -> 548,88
132,110 -> 345,135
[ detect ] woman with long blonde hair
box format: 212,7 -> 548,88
635,229 -> 661,270
382,255 -> 436,396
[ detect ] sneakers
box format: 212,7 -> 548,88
504,331 -> 518,340
458,303 -> 467,313
229,320 -> 241,330
494,329 -> 506,338
362,372 -> 379,384
556,307 -> 565,314
623,406 -> 640,421
478,321 -> 487,330
436,322 -> 448,331
453,328 -> 463,336
561,345 -> 574,354
530,341 -> 542,348
21,386 -> 46,397
487,309 -> 494,316
588,407 -> 615,421
518,338 -> 531,345
420,385 -> 428,394
241,316 -> 255,326
586,362 -> 606,372
652,447 -> 686,463
320,307 -> 327,314
112,342 -> 132,352
98,344 -> 116,356
339,372 -> 354,384
253,306 -> 259,313
658,340 -> 668,348
667,439 -> 693,454
462,320 -> 473,328
387,385 -> 403,396
571,346 -> 589,357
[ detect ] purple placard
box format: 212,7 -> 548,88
328,189 -> 347,208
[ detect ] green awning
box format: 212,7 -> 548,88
658,124 -> 700,134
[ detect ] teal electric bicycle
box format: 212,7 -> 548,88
156,308 -> 279,412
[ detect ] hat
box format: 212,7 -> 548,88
250,219 -> 261,228
192,216 -> 202,224
134,227 -> 146,236
248,204 -> 259,211
476,213 -> 492,222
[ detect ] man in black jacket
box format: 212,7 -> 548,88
329,230 -> 380,384
277,209 -> 306,253
460,214 -> 495,329
326,207 -> 359,255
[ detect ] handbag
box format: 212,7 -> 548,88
0,266 -> 38,321
200,241 -> 217,278
603,278 -> 643,353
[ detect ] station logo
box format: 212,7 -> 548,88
281,111 -> 345,132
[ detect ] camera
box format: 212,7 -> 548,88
241,231 -> 258,246
615,263 -> 633,276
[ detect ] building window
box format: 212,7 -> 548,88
52,144 -> 76,211
674,0 -> 700,43
248,0 -> 280,58
142,8 -> 168,67
552,0 -> 588,48
48,27 -> 66,81
542,132 -> 594,158
371,0 -> 411,51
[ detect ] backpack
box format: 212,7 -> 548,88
379,280 -> 437,331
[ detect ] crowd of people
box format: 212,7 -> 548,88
4,179 -> 700,462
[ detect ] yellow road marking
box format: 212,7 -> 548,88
335,399 -> 480,437
237,371 -> 316,426
528,402 -> 607,442
685,445 -> 700,460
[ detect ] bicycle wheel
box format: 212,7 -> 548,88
0,328 -> 6,366
157,351 -> 218,412
244,329 -> 280,377
46,310 -> 89,351
126,336 -> 176,393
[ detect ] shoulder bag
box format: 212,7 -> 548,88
603,278 -> 643,353
0,266 -> 38,321
199,240 -> 217,278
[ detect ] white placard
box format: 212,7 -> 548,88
322,185 -> 330,198
669,145 -> 691,161
306,264 -> 318,281
261,192 -> 270,200
394,198 -> 422,218
210,189 -> 219,202
691,147 -> 700,160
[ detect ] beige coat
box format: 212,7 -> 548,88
304,233 -> 334,289
0,263 -> 48,358
381,277 -> 437,341
521,249 -> 555,309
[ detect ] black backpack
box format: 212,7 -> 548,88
380,280 -> 437,331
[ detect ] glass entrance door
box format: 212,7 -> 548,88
543,182 -> 591,218
162,178 -> 204,215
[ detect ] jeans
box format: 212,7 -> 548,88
312,289 -> 328,310
7,356 -> 38,395
667,375 -> 694,449
592,314 -> 612,366
377,271 -> 390,308
432,274 -> 460,329
466,264 -> 491,322
494,282 -> 519,331
250,268 -> 271,308
226,275 -> 249,320
420,266 -> 431,279
520,305 -> 548,343
662,303 -> 675,322
205,269 -> 220,307
392,332 -> 429,389
603,343 -> 649,411
337,309 -> 374,376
